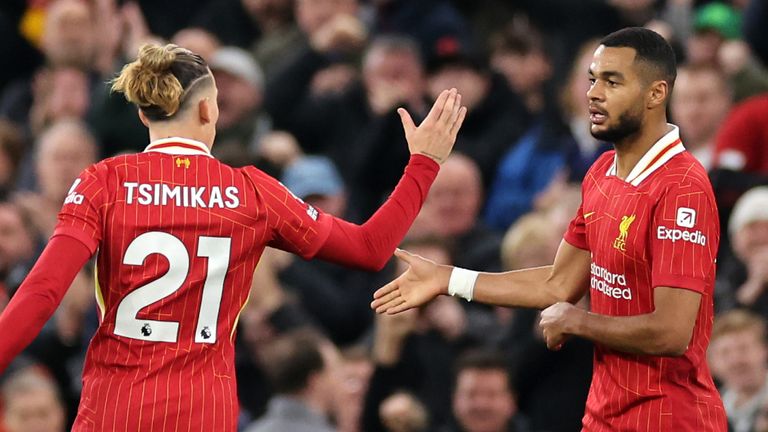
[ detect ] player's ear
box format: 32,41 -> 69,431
646,80 -> 668,110
137,110 -> 150,128
198,98 -> 212,125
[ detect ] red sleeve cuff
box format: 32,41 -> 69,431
52,226 -> 99,255
563,232 -> 589,251
409,154 -> 440,173
652,274 -> 709,294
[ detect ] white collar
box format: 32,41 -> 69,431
605,124 -> 685,186
144,137 -> 213,157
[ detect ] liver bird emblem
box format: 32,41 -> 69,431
613,214 -> 636,251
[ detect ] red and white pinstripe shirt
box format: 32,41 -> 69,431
564,125 -> 727,431
54,138 -> 332,432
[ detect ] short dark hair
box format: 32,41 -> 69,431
262,329 -> 326,395
454,350 -> 514,395
600,27 -> 677,90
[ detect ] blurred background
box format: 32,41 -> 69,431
1,0 -> 768,431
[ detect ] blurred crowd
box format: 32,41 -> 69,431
1,0 -> 768,431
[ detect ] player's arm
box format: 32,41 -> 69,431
0,235 -> 92,373
282,89 -> 466,270
371,239 -> 591,313
539,286 -> 701,356
542,178 -> 719,356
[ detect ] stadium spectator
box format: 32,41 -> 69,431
0,121 -> 25,201
483,38 -> 610,232
370,0 -> 471,59
488,20 -> 553,117
335,346 -> 374,432
410,154 -> 502,272
686,2 -> 768,102
743,0 -> 768,67
712,94 -> 768,174
379,391 -> 429,432
208,46 -> 271,162
268,35 -> 427,219
0,0 -> 97,129
1,366 -> 66,432
442,350 -> 528,432
425,35 -> 528,189
28,67 -> 91,137
244,329 -> 339,432
363,237 -> 483,431
709,309 -> 768,432
15,120 -> 97,239
755,396 -> 768,432
171,27 -> 221,62
277,155 -> 390,345
498,212 -> 592,432
670,63 -> 732,170
0,203 -> 38,297
717,187 -> 768,314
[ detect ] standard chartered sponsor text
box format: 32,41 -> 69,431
590,262 -> 632,300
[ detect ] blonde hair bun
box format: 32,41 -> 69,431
112,43 -> 187,118
138,43 -> 178,73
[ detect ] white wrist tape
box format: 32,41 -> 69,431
448,267 -> 478,301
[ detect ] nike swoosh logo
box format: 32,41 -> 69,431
584,212 -> 596,218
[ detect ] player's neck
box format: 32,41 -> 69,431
147,124 -> 213,150
613,120 -> 671,180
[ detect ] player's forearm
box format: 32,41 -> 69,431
0,235 -> 91,372
315,154 -> 439,271
470,266 -> 565,309
573,311 -> 689,356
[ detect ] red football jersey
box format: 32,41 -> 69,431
53,138 -> 332,432
564,126 -> 727,431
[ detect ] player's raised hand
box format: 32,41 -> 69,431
399,88 -> 467,164
371,249 -> 452,314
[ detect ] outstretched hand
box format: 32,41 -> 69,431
399,88 -> 467,164
371,249 -> 452,314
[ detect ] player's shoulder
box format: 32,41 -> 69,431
584,150 -> 616,179
651,151 -> 714,195
236,164 -> 283,189
661,151 -> 711,184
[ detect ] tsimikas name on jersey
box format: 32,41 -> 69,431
123,182 -> 240,209
656,226 -> 707,246
590,262 -> 632,300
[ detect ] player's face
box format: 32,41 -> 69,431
587,46 -> 646,144
453,369 -> 515,432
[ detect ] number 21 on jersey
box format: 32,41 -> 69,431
113,231 -> 231,344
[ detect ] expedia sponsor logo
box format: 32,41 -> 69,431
656,226 -> 706,246
590,262 -> 632,300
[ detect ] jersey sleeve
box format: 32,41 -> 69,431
52,164 -> 106,254
564,202 -> 589,251
650,180 -> 720,294
244,167 -> 333,259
